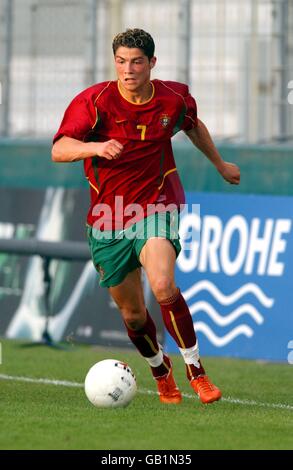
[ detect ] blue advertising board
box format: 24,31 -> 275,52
165,192 -> 293,362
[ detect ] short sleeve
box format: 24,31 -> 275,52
53,96 -> 94,143
180,91 -> 198,132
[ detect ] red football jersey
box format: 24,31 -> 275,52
53,79 -> 198,230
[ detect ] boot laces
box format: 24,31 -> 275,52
157,371 -> 178,395
197,376 -> 214,393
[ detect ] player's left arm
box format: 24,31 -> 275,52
185,119 -> 240,185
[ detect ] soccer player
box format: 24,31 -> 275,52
52,28 -> 240,405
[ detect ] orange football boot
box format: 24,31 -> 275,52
190,375 -> 222,404
156,369 -> 182,404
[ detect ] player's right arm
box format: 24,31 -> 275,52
51,136 -> 123,162
52,87 -> 123,162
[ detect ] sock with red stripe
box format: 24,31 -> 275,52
124,310 -> 171,378
159,288 -> 206,380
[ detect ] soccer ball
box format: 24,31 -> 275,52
84,359 -> 137,408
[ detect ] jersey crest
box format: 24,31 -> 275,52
160,114 -> 171,128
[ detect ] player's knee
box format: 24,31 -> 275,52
151,275 -> 176,302
122,309 -> 146,331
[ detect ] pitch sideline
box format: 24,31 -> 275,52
0,373 -> 293,411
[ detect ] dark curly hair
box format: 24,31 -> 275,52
112,28 -> 155,60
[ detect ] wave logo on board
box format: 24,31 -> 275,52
182,280 -> 274,347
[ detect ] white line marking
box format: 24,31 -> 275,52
0,373 -> 292,411
0,374 -> 82,387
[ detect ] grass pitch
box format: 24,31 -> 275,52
0,338 -> 293,450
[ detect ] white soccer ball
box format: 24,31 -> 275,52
84,359 -> 137,408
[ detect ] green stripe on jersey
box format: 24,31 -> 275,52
172,106 -> 186,135
91,157 -> 100,189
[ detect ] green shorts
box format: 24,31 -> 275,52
87,210 -> 181,287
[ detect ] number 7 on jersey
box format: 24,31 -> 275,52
137,124 -> 147,141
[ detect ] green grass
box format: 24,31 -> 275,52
0,338 -> 293,450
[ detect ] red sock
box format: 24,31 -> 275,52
159,289 -> 205,379
124,310 -> 170,378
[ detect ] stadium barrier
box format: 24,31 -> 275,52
0,238 -> 90,345
0,238 -> 90,261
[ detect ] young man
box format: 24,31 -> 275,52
52,28 -> 240,405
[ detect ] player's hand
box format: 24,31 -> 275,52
96,139 -> 124,160
217,161 -> 240,185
